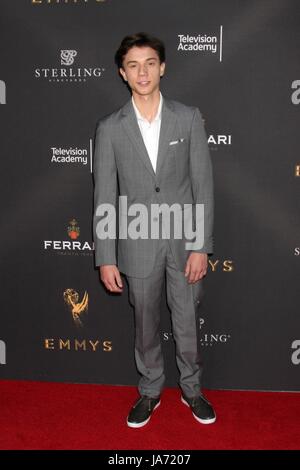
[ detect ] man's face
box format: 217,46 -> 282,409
119,46 -> 165,96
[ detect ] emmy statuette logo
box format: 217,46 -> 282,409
63,289 -> 88,327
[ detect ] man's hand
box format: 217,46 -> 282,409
100,265 -> 123,293
185,253 -> 208,283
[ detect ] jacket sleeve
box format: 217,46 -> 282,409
93,119 -> 118,266
189,107 -> 214,254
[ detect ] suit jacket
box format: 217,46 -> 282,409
93,96 -> 214,278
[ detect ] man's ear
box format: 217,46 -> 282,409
119,67 -> 127,81
160,62 -> 166,77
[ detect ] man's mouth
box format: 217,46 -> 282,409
137,81 -> 150,86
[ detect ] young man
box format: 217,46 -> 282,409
93,33 -> 215,427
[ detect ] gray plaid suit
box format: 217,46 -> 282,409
93,96 -> 214,397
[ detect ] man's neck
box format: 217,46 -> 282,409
132,89 -> 161,123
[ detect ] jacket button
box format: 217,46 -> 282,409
155,187 -> 160,192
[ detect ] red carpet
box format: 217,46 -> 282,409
0,380 -> 299,450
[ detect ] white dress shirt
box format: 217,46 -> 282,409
132,92 -> 163,173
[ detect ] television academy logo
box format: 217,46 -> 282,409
50,146 -> 89,167
291,340 -> 300,365
0,340 -> 6,365
43,219 -> 94,255
291,80 -> 300,105
34,50 -> 105,83
177,26 -> 223,61
0,80 -> 6,104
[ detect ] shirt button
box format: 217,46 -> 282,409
155,187 -> 160,192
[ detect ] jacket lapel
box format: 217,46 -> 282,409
121,96 -> 177,179
121,99 -> 155,178
155,98 -> 177,177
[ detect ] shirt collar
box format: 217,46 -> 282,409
132,91 -> 163,123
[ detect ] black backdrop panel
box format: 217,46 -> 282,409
0,0 -> 299,391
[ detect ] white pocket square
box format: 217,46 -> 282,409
169,138 -> 185,146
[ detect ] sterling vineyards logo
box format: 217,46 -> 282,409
198,318 -> 231,347
61,50 -> 77,66
163,318 -> 231,347
35,50 -> 105,83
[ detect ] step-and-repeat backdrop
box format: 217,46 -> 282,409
0,0 -> 299,391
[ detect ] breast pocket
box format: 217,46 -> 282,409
171,139 -> 189,176
174,139 -> 189,154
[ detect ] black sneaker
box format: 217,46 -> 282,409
127,395 -> 161,428
181,393 -> 216,424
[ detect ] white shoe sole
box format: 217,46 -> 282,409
127,400 -> 161,428
181,396 -> 216,424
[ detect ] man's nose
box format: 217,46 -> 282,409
138,65 -> 148,75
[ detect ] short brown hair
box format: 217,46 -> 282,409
114,32 -> 166,69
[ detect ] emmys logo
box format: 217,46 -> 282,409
63,289 -> 88,327
0,340 -> 6,365
44,338 -> 112,352
291,340 -> 300,365
0,80 -> 6,104
295,165 -> 300,177
291,80 -> 300,105
209,259 -> 234,272
68,219 -> 80,240
61,50 -> 77,66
